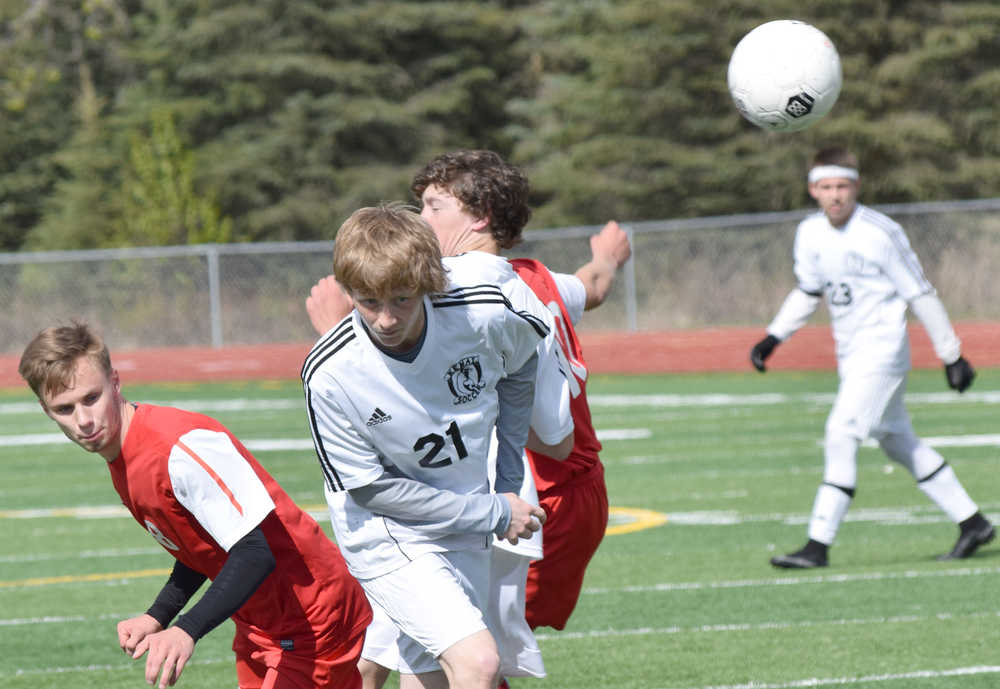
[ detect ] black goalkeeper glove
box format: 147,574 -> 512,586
945,356 -> 975,393
750,334 -> 780,372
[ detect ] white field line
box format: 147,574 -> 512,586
0,654 -> 231,679
0,610 -> 133,627
0,398 -> 302,416
0,427 -> 651,449
11,657 -> 995,689
2,389 -> 995,418
3,618 -> 999,688
582,564 -> 1000,595
0,545 -> 161,563
538,609 -> 1000,642
2,389 -> 993,446
657,666 -> 1000,689
587,390 -> 1000,407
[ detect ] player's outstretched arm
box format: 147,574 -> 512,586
575,220 -> 632,311
306,275 -> 354,336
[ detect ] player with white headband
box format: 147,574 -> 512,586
750,145 -> 993,568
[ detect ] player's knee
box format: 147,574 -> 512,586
441,632 -> 500,689
465,644 -> 499,687
911,443 -> 946,480
823,431 -> 860,488
358,659 -> 391,689
877,432 -> 918,466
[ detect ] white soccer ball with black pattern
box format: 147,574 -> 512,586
727,20 -> 842,132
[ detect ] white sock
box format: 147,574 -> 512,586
918,463 -> 977,523
808,483 -> 853,545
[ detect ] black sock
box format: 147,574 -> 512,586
959,512 -> 988,534
802,538 -> 828,557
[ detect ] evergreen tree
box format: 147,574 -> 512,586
2,0 -> 999,249
113,109 -> 231,246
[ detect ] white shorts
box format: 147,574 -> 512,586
487,547 -> 546,678
827,372 -> 909,441
359,550 -> 489,675
360,603 -> 402,671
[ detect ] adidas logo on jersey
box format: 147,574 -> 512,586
366,407 -> 392,426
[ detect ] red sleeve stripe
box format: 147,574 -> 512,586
176,439 -> 244,516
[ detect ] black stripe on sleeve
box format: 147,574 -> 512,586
301,320 -> 355,492
861,207 -> 932,292
432,284 -> 550,338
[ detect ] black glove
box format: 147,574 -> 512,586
750,334 -> 780,372
945,356 -> 975,393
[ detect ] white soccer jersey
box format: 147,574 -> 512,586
489,269 -> 584,560
551,271 -> 587,326
444,252 -> 572,446
302,277 -> 548,579
787,204 -> 934,377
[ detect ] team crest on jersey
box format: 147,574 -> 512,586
845,251 -> 880,277
445,355 -> 486,404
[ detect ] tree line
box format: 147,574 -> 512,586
1,0 -> 998,252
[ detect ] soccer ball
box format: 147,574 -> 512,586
727,20 -> 842,132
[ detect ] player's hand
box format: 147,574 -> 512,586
131,626 -> 195,688
750,334 -> 780,372
500,492 -> 546,545
590,220 -> 632,269
118,614 -> 163,656
945,356 -> 975,393
306,275 -> 354,336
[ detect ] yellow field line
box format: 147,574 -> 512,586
0,568 -> 171,588
606,506 -> 668,535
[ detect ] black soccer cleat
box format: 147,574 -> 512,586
770,540 -> 828,569
937,519 -> 995,561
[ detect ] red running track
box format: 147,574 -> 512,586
3,323 -> 1000,387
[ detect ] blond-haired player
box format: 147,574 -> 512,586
302,203 -> 549,689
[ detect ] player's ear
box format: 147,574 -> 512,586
471,215 -> 490,233
807,182 -> 820,201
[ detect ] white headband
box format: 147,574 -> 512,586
808,165 -> 859,183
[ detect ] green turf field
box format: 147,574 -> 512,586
2,369 -> 999,689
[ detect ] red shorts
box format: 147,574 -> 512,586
233,626 -> 366,689
525,462 -> 608,630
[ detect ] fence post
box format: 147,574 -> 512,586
206,245 -> 223,348
623,225 -> 638,331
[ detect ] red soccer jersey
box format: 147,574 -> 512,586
108,404 -> 371,648
509,258 -> 603,492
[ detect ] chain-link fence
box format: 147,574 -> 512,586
3,198 -> 999,354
